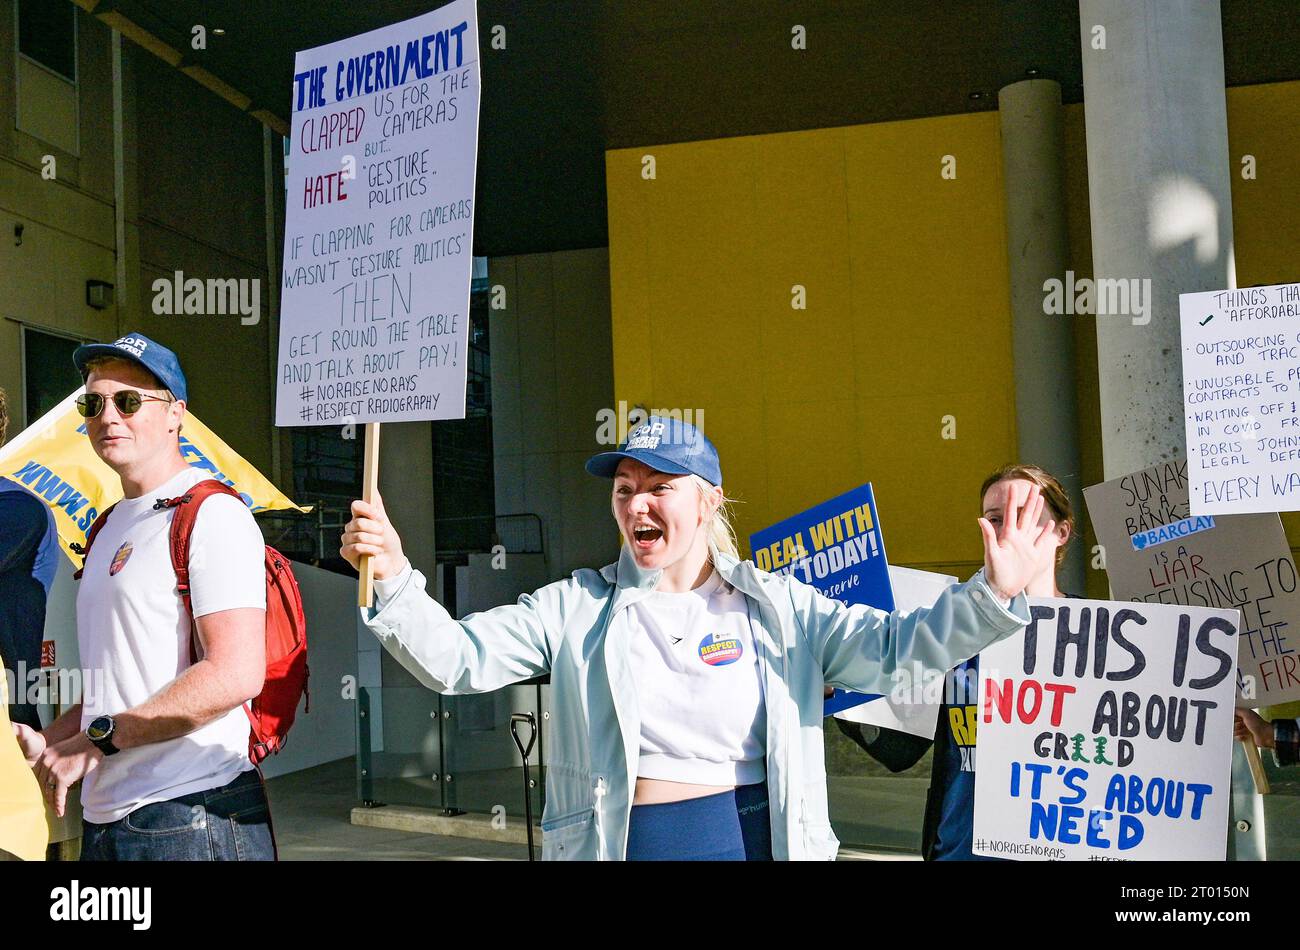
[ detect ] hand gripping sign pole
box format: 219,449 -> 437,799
1242,740 -> 1270,795
357,423 -> 381,608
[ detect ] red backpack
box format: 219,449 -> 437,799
74,479 -> 309,763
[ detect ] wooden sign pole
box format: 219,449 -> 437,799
1242,738 -> 1271,795
358,421 -> 381,608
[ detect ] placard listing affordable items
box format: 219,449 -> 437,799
275,0 -> 480,427
1181,282 -> 1300,515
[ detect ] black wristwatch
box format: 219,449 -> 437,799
85,715 -> 120,756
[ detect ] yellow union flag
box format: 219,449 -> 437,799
0,390 -> 307,564
0,654 -> 47,861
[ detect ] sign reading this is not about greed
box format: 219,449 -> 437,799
276,0 -> 480,427
973,598 -> 1239,861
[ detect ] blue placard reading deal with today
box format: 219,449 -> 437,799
748,483 -> 894,715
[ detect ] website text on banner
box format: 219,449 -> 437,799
749,483 -> 894,716
275,0 -> 480,427
1084,459 -> 1300,707
1180,281 -> 1300,515
0,390 -> 305,565
972,597 -> 1239,861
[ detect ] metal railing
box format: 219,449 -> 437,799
255,505 -> 545,572
255,499 -> 352,570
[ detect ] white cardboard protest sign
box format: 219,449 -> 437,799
275,0 -> 480,426
1180,282 -> 1300,515
1084,460 -> 1300,707
833,565 -> 956,739
972,597 -> 1239,861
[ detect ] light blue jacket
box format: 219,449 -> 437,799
362,546 -> 1030,860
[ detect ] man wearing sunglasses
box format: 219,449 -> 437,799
13,333 -> 272,861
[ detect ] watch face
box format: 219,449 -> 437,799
87,717 -> 113,740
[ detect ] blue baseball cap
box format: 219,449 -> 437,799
73,333 -> 188,403
585,416 -> 722,486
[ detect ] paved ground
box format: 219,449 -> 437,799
265,756 -> 924,860
268,757 -> 529,860
269,751 -> 1300,861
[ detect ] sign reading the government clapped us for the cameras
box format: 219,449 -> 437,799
972,598 -> 1239,861
274,0 -> 480,427
749,483 -> 894,715
1180,281 -> 1300,515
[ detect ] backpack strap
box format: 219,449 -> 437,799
158,479 -> 243,664
71,503 -> 119,580
159,479 -> 264,746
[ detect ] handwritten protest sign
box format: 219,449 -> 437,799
1180,282 -> 1300,515
275,0 -> 480,427
750,483 -> 893,714
833,565 -> 957,738
1084,460 -> 1300,706
972,597 -> 1239,861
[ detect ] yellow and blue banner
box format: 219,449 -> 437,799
0,654 -> 47,861
749,482 -> 894,715
0,390 -> 307,565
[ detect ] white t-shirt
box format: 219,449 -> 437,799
626,571 -> 766,786
76,466 -> 266,823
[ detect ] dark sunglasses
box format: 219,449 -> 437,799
76,389 -> 173,419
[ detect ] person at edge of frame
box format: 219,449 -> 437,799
0,386 -> 59,733
834,463 -> 1077,861
1235,706 -> 1299,768
341,416 -> 1059,860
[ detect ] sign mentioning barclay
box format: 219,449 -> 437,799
1084,459 -> 1300,707
1180,281 -> 1300,515
972,598 -> 1239,861
749,483 -> 893,715
275,0 -> 480,427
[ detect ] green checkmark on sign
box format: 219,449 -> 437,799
1199,314 -> 1214,326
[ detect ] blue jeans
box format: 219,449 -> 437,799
80,768 -> 276,861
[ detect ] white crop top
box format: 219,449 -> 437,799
626,571 -> 767,786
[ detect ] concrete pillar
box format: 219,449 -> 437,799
1079,0 -> 1256,859
1078,0 -> 1236,479
374,421 -> 438,706
997,78 -> 1085,594
379,422 -> 437,579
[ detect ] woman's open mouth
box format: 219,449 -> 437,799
632,526 -> 663,549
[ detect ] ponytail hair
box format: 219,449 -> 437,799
692,475 -> 740,562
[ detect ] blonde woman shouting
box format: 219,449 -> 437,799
341,417 -> 1056,860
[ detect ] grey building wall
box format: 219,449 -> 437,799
488,248 -> 620,580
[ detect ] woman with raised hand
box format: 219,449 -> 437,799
341,417 -> 1056,860
836,463 -> 1076,860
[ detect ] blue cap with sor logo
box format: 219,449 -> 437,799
73,333 -> 189,404
585,416 -> 721,486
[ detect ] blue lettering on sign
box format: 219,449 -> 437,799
1130,515 -> 1216,550
293,21 -> 471,111
11,459 -> 93,520
180,438 -> 262,511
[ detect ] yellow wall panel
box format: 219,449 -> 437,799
607,112 -> 1016,566
608,83 -> 1300,572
